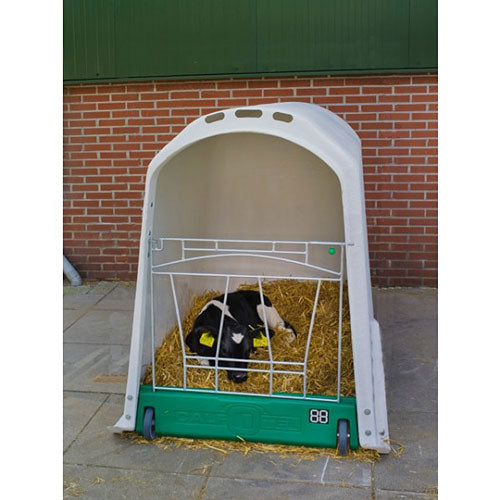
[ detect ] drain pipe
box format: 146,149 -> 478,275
63,254 -> 83,286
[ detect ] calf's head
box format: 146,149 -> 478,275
185,323 -> 269,383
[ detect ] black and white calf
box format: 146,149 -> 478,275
185,290 -> 296,383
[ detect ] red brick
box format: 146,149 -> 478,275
83,94 -> 110,103
128,101 -> 155,109
361,104 -> 393,112
395,86 -> 428,94
127,83 -> 155,92
362,87 -> 394,94
329,87 -> 360,95
97,85 -> 126,94
169,90 -> 200,99
411,75 -> 437,84
395,104 -> 427,112
346,95 -> 377,103
98,102 -> 126,110
378,148 -> 409,156
111,93 -> 139,101
129,118 -> 155,125
69,86 -> 97,95
217,99 -> 247,107
361,122 -> 394,130
395,121 -> 427,130
297,88 -> 327,96
347,113 -> 377,121
394,139 -> 426,147
244,80 -> 277,89
113,110 -> 140,118
379,95 -> 410,103
99,135 -> 127,143
279,79 -> 311,88
412,94 -> 437,102
412,112 -> 438,120
201,90 -> 231,98
263,89 -> 293,97
217,81 -> 248,89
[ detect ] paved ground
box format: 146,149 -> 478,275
63,281 -> 437,499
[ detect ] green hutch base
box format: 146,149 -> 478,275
136,385 -> 359,450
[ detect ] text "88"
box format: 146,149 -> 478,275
309,409 -> 329,424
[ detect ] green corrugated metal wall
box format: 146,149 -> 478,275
63,0 -> 437,83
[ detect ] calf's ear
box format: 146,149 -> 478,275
249,326 -> 274,349
186,326 -> 217,352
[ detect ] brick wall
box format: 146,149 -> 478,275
63,74 -> 437,286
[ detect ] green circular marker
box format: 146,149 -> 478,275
328,247 -> 336,255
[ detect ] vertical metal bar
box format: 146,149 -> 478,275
303,279 -> 322,397
215,276 -> 230,391
258,277 -> 274,395
181,239 -> 185,260
305,242 -> 309,264
170,274 -> 187,389
150,243 -> 156,392
337,245 -> 344,399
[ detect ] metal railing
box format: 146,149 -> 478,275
149,237 -> 349,403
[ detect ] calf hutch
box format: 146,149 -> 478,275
112,102 -> 390,454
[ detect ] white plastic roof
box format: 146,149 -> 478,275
145,102 -> 362,190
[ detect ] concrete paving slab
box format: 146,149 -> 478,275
64,310 -> 133,345
94,284 -> 136,310
376,490 -> 437,499
63,464 -> 205,500
385,357 -> 437,413
63,284 -> 93,295
64,343 -> 129,393
64,392 -> 108,452
202,477 -> 372,499
373,411 -> 437,494
64,395 -> 220,476
64,309 -> 87,330
63,293 -> 106,310
373,288 -> 437,327
381,319 -> 437,362
90,281 -> 118,295
323,458 -> 372,487
209,451 -> 370,487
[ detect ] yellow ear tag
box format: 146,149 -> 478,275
253,332 -> 268,348
199,332 -> 215,348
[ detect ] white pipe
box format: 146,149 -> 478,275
63,254 -> 82,286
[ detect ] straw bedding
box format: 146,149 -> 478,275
143,279 -> 355,397
138,279 -> 385,460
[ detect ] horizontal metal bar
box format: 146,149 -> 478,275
153,385 -> 340,403
185,355 -> 304,366
185,364 -> 304,376
183,247 -> 307,255
309,241 -> 353,246
156,237 -> 349,246
152,271 -> 341,282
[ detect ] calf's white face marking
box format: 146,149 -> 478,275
231,333 -> 244,344
201,300 -> 236,320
